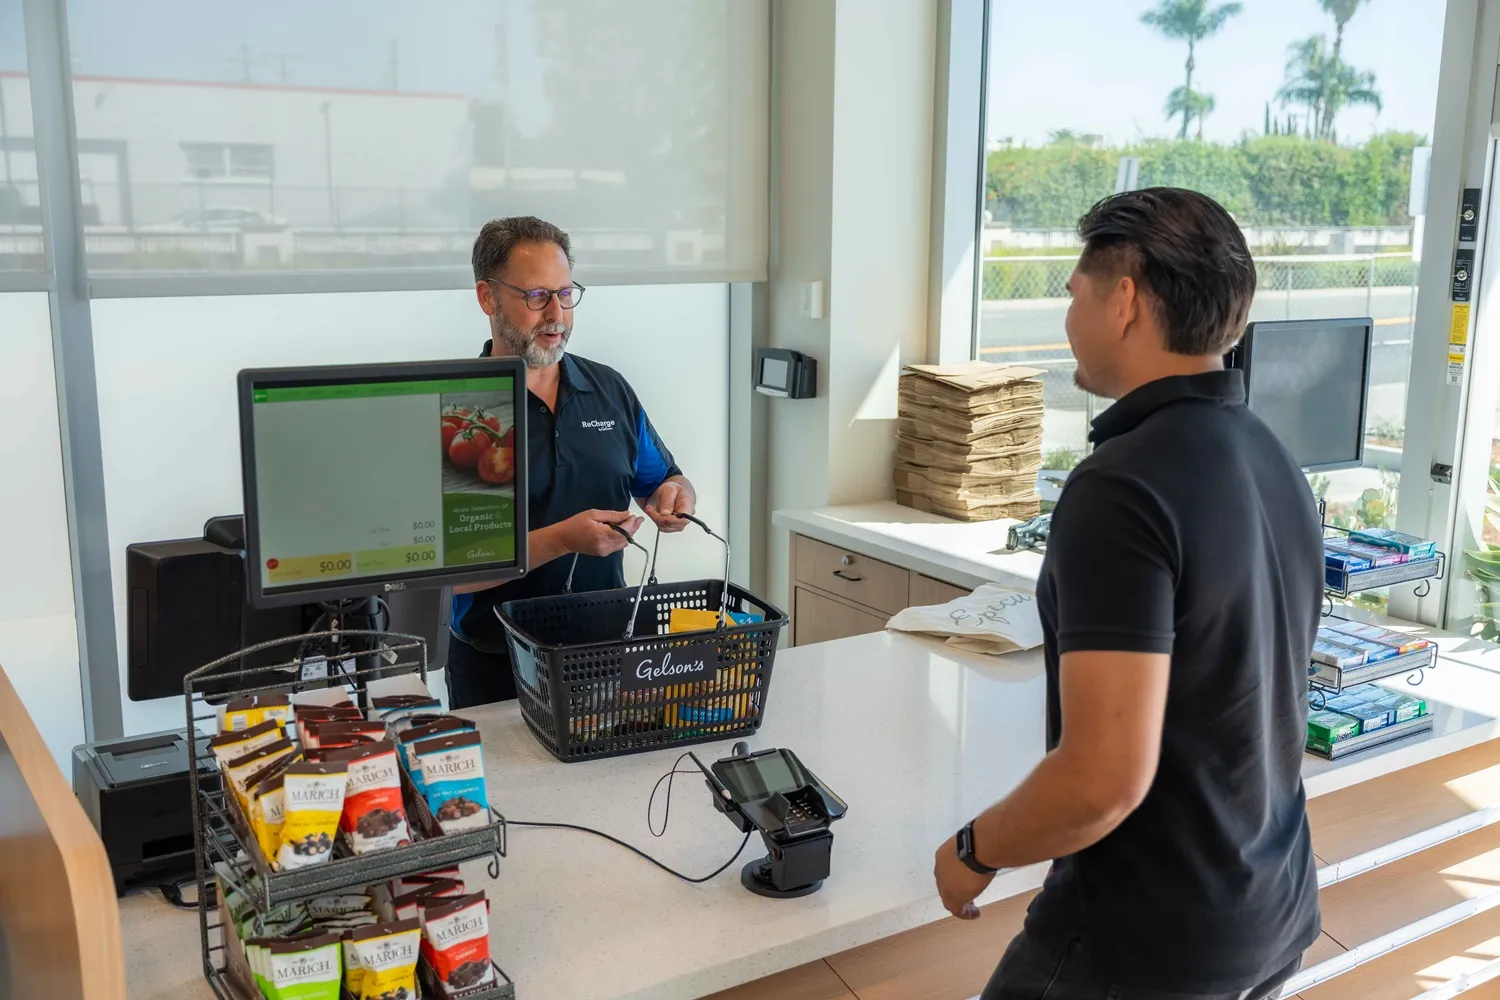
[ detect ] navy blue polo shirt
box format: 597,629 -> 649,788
452,343 -> 681,645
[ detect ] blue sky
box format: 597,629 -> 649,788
988,0 -> 1449,145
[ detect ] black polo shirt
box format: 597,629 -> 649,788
1025,370 -> 1322,991
453,344 -> 681,646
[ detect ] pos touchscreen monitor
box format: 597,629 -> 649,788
238,358 -> 528,608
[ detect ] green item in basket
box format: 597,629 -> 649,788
1308,710 -> 1360,744
263,932 -> 341,1000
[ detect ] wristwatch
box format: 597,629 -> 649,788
956,820 -> 1000,875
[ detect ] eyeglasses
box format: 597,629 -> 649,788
485,279 -> 586,311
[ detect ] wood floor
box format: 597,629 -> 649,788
706,739 -> 1500,1000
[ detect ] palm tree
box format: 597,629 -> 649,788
1165,86 -> 1216,139
1141,0 -> 1244,139
1321,60 -> 1382,140
1319,0 -> 1372,63
1277,34 -> 1382,140
1277,35 -> 1332,139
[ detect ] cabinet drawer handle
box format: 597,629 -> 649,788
832,570 -> 864,582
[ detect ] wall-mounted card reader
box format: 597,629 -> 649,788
754,348 -> 817,399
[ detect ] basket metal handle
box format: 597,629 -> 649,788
675,514 -> 732,630
621,513 -> 733,641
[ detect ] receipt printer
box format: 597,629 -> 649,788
73,729 -> 218,893
694,744 -> 847,898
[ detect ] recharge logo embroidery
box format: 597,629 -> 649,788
581,419 -> 616,432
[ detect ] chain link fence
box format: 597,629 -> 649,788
982,252 -> 1418,305
981,252 -> 1420,466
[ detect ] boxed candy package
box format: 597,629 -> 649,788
1349,527 -> 1437,559
1324,693 -> 1391,733
1308,710 -> 1360,745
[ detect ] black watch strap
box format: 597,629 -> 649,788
957,820 -> 999,875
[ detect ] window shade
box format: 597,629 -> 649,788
50,0 -> 768,287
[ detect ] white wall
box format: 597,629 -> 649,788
0,292 -> 86,770
90,284 -> 729,736
766,0 -> 937,608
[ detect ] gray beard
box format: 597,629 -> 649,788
495,315 -> 570,368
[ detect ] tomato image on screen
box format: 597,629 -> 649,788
248,374 -> 518,592
439,392 -> 518,568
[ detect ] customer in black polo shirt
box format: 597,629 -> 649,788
933,188 -> 1322,999
446,216 -> 696,710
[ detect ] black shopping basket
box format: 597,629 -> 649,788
497,515 -> 787,762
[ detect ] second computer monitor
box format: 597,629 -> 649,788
1229,317 -> 1373,473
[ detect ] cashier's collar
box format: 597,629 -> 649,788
1088,369 -> 1246,447
479,339 -> 596,399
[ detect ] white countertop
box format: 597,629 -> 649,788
122,627 -> 1500,1000
773,502 -> 1043,591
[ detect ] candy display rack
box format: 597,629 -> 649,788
184,629 -> 517,1000
1309,499 -> 1444,756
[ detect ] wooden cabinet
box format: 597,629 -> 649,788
788,533 -> 974,647
910,574 -> 971,608
794,535 -> 910,615
792,536 -> 978,644
794,587 -> 890,646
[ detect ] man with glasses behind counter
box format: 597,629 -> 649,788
446,215 -> 697,710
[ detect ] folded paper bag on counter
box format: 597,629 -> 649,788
885,584 -> 1043,655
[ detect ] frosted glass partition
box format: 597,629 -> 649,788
91,283 -> 729,735
0,292 -> 85,768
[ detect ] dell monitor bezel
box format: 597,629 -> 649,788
238,357 -> 529,608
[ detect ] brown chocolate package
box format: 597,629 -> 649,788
208,718 -> 282,762
421,893 -> 495,995
390,878 -> 465,921
309,720 -> 388,742
323,740 -> 412,854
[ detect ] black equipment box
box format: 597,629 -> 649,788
72,728 -> 217,893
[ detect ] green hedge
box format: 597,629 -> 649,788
985,132 -> 1425,230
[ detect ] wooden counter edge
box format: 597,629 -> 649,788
0,662 -> 125,1000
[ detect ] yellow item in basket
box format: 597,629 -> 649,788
669,608 -> 727,633
663,608 -> 762,728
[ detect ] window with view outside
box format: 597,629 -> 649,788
982,0 -> 1445,609
0,0 -> 36,271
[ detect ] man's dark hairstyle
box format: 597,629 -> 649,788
471,216 -> 574,282
1076,187 -> 1255,356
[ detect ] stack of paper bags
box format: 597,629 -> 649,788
894,361 -> 1044,521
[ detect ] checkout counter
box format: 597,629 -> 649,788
108,617 -> 1500,1000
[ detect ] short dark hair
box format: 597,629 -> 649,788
1075,188 -> 1255,356
471,216 -> 574,282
